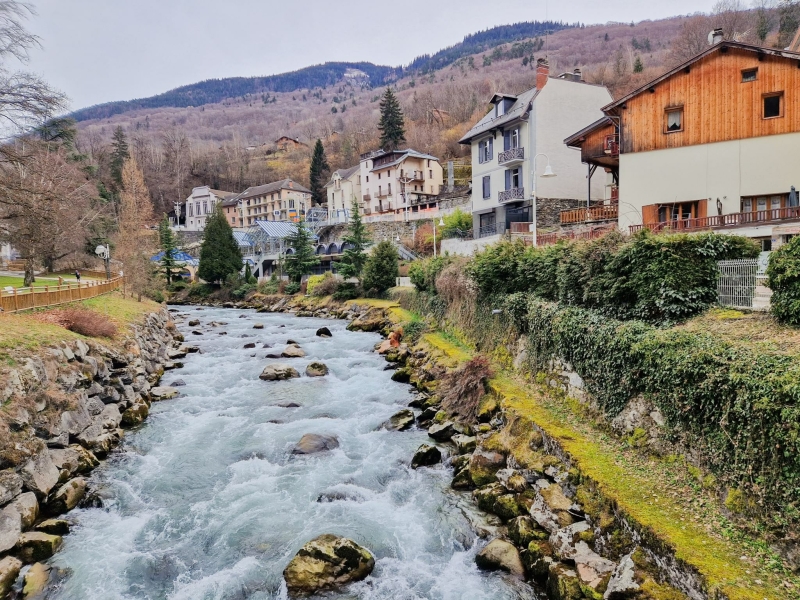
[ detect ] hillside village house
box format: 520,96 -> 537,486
239,179 -> 312,226
325,166 -> 361,223
566,38 -> 800,251
274,136 -> 308,152
459,60 -> 612,244
358,148 -> 444,217
182,186 -> 236,232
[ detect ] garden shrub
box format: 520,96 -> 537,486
306,274 -> 327,296
362,241 -> 399,296
284,281 -> 301,295
767,235 -> 800,326
258,276 -> 280,295
332,282 -> 361,301
309,273 -> 340,297
409,255 -> 454,293
232,283 -> 256,299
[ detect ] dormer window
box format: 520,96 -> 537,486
496,102 -> 505,117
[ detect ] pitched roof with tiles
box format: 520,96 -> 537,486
238,179 -> 312,200
367,149 -> 439,172
325,165 -> 360,188
459,87 -> 539,145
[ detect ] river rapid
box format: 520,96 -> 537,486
45,306 -> 536,600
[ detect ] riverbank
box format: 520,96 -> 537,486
0,293 -> 185,597
207,291 -> 799,600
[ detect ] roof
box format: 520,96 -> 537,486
604,41 -> 800,112
253,220 -> 298,238
490,93 -> 518,104
275,136 -> 307,145
459,87 -> 539,145
238,179 -> 312,200
564,116 -> 614,148
368,149 -> 439,172
209,189 -> 235,199
150,250 -> 199,267
325,165 -> 360,188
221,192 -> 243,208
232,231 -> 254,247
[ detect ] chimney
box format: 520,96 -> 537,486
573,68 -> 583,82
536,58 -> 550,90
709,28 -> 724,45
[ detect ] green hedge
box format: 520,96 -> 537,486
767,236 -> 800,326
522,296 -> 800,522
467,231 -> 759,324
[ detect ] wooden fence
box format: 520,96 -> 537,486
0,277 -> 124,313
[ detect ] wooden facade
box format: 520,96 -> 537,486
608,44 -> 800,154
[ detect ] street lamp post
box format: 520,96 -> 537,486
531,153 -> 557,247
95,244 -> 111,280
398,174 -> 414,222
432,216 -> 445,258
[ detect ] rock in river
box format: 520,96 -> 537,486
150,387 -> 180,401
260,364 -> 301,381
411,444 -> 441,469
428,421 -> 455,442
475,538 -> 526,579
0,556 -> 21,598
383,409 -> 415,431
283,534 -> 375,595
305,362 -> 329,377
316,327 -> 332,338
282,344 -> 306,358
292,434 -> 340,455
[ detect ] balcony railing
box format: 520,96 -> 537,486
478,222 -> 504,238
498,147 -> 525,165
561,204 -> 619,225
402,170 -> 425,182
604,135 -> 620,157
362,194 -> 371,202
377,189 -> 392,199
630,206 -> 800,234
498,187 -> 525,204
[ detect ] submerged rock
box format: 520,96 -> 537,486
22,562 -> 51,598
259,364 -> 300,381
292,434 -> 340,455
150,387 -> 180,401
243,343 -> 256,349
316,327 -> 332,338
411,444 -> 442,469
383,409 -> 415,431
188,319 -> 200,327
283,534 -> 375,595
253,323 -> 265,329
48,477 -> 87,514
282,344 -> 306,358
475,538 -> 525,579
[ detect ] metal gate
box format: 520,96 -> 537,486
717,259 -> 771,310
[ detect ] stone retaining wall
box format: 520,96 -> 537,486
0,309 -> 185,596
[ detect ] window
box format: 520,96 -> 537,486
478,138 -> 493,163
764,93 -> 783,119
482,175 -> 491,199
289,199 -> 295,208
742,194 -> 788,214
505,168 -> 521,190
388,183 -> 392,195
761,239 -> 773,252
378,173 -> 381,180
665,108 -> 683,133
742,68 -> 757,83
195,202 -> 201,215
429,170 -> 433,178
188,204 -> 193,217
504,128 -> 520,150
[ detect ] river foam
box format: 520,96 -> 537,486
47,307 -> 537,600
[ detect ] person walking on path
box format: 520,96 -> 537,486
75,270 -> 81,282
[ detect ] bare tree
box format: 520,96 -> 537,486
0,142 -> 100,285
667,14 -> 716,65
713,0 -> 757,41
116,157 -> 155,301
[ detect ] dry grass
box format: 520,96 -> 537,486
59,308 -> 118,338
678,307 -> 800,355
440,355 -> 494,422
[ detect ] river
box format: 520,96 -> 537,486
45,307 -> 535,600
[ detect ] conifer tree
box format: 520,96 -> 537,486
284,221 -> 319,283
309,139 -> 329,206
633,56 -> 644,73
110,126 -> 130,189
362,240 -> 399,296
378,88 -> 406,151
198,205 -> 242,284
337,198 -> 371,280
158,215 -> 179,285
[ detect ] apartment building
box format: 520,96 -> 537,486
358,149 -> 444,216
459,60 -> 611,242
182,187 -> 237,232
325,166 -> 361,223
238,179 -> 312,226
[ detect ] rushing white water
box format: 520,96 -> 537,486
46,307 -> 537,600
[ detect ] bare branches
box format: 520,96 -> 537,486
0,1 -> 39,63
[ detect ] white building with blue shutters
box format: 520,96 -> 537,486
459,60 -> 612,244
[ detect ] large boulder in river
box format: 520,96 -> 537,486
283,534 -> 375,595
316,327 -> 332,338
150,386 -> 180,401
305,362 -> 329,377
383,409 -> 415,431
260,364 -> 300,381
475,538 -> 526,579
411,444 -> 441,469
282,344 -> 306,358
292,434 -> 340,455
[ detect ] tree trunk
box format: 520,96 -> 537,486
23,259 -> 35,287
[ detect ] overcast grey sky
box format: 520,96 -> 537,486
22,0 -> 718,111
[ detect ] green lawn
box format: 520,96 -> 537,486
0,274 -> 94,290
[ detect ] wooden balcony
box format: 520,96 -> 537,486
561,204 -> 619,225
498,147 -> 525,166
499,187 -> 525,204
630,206 -> 800,234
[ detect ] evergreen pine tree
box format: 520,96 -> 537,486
337,198 -> 371,280
110,126 -> 130,189
309,139 -> 330,206
378,88 -> 406,151
284,221 -> 319,283
362,240 -> 399,296
158,215 -> 179,285
198,205 -> 243,284
633,56 -> 644,73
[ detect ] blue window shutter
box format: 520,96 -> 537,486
483,176 -> 490,199
505,170 -> 511,191
488,137 -> 493,159
504,131 -> 511,151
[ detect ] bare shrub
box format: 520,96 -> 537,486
311,274 -> 340,297
435,259 -> 477,329
441,355 -> 494,422
61,309 -> 118,338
